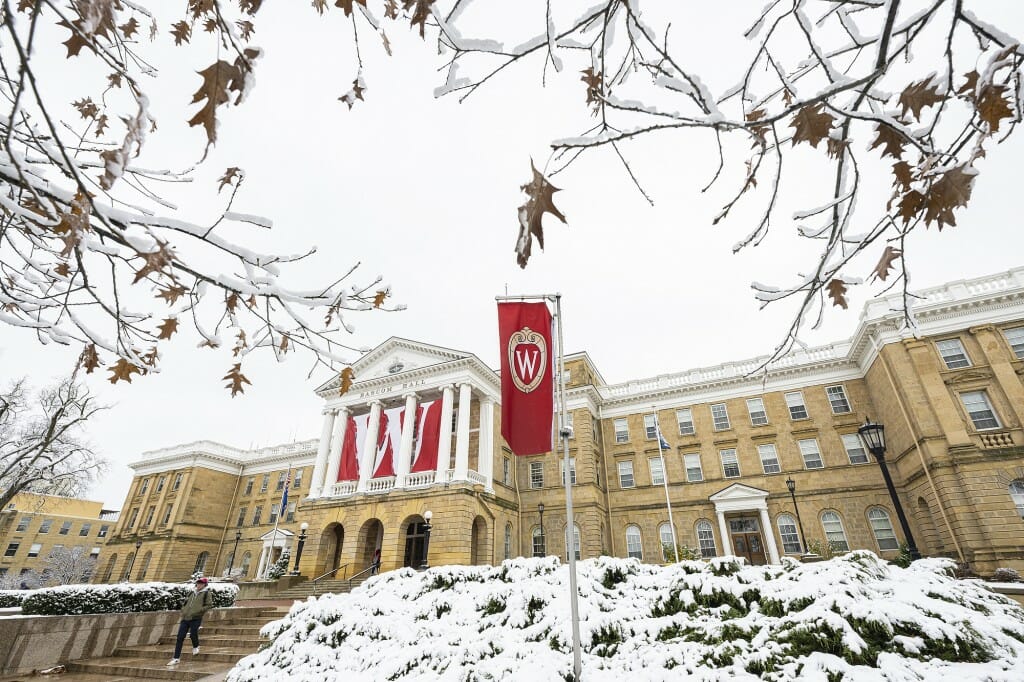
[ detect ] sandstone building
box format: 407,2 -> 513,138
98,269 -> 1024,583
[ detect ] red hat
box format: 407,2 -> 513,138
196,577 -> 209,584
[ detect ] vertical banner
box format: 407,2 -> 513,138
498,302 -> 554,456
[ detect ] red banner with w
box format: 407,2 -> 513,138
498,302 -> 554,456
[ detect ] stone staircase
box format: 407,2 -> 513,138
271,574 -> 370,600
61,605 -> 289,681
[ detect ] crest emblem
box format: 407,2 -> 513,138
507,327 -> 547,393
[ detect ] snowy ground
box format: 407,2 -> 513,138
227,552 -> 1024,681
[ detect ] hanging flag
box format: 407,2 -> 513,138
337,414 -> 363,481
498,302 -> 554,455
280,467 -> 291,512
410,399 -> 443,473
658,427 -> 672,451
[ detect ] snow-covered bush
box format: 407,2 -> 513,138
992,567 -> 1022,583
0,590 -> 32,608
228,552 -> 1024,682
265,553 -> 290,581
20,581 -> 237,616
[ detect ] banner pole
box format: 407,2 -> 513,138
555,294 -> 582,682
654,411 -> 679,560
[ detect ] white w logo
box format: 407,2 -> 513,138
515,348 -> 540,381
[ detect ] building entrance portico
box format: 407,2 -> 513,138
728,517 -> 768,565
708,483 -> 781,565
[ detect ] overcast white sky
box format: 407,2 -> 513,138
2,2 -> 1023,509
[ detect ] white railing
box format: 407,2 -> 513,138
405,471 -> 435,488
329,481 -> 357,497
444,469 -> 456,482
467,470 -> 487,486
367,476 -> 396,493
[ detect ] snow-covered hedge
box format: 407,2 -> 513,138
228,552 -> 1024,681
0,590 -> 31,608
20,582 -> 238,616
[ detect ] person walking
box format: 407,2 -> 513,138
371,548 -> 381,575
167,577 -> 214,666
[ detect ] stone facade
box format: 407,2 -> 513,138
100,269 -> 1024,582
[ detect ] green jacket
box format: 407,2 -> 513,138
180,588 -> 213,620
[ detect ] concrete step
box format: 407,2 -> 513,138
197,625 -> 264,636
114,645 -> 251,664
157,635 -> 264,648
66,656 -> 227,681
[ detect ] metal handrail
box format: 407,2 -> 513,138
312,563 -> 349,594
345,564 -> 377,590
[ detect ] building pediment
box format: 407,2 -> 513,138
708,483 -> 770,502
259,528 -> 294,541
315,337 -> 471,395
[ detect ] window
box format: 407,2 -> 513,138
161,504 -> 173,525
97,525 -> 109,538
530,461 -> 544,489
618,460 -> 635,488
102,554 -> 117,582
27,543 -> 42,558
711,403 -> 731,431
960,391 -> 1001,430
785,391 -> 808,420
720,449 -> 740,478
143,506 -> 155,527
293,469 -> 303,489
4,543 -> 18,557
240,551 -> 252,576
825,385 -> 852,414
276,472 -> 286,491
696,520 -> 716,558
503,457 -> 511,485
1009,480 -> 1024,518
561,458 -> 577,485
139,478 -> 149,495
260,474 -> 270,493
236,506 -> 248,527
172,473 -> 183,491
798,439 -> 824,469
868,508 -> 899,550
777,514 -> 801,554
79,523 -> 92,536
243,478 -> 254,496
138,552 -> 152,580
1003,327 -> 1024,359
252,505 -> 263,526
936,338 -> 971,369
648,456 -> 665,486
39,519 -> 53,534
757,444 -> 781,474
566,524 -> 581,561
746,398 -> 768,426
59,521 -> 72,535
677,408 -> 695,436
625,525 -> 643,559
504,523 -> 512,560
820,511 -> 850,552
286,502 -> 296,522
842,433 -> 869,464
194,551 -> 209,575
15,516 -> 30,532
659,523 -> 675,561
268,503 -> 279,525
683,454 -> 703,482
532,527 -> 546,557
156,476 -> 165,493
643,414 -> 658,440
90,547 -> 101,559
614,418 -> 629,443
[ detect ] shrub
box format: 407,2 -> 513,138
0,590 -> 32,608
265,553 -> 291,581
891,543 -> 914,568
992,567 -> 1022,583
20,582 -> 237,616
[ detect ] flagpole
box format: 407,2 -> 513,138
554,294 -> 582,682
268,462 -> 290,577
653,410 -> 679,561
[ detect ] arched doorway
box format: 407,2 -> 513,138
357,518 -> 384,572
318,523 -> 345,577
470,516 -> 488,565
401,515 -> 429,569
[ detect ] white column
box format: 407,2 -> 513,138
395,393 -> 418,487
256,546 -> 269,579
716,510 -> 732,556
309,410 -> 337,498
435,385 -> 455,482
321,407 -> 349,497
759,506 -> 781,565
479,396 -> 495,492
453,383 -> 472,481
357,401 -> 382,492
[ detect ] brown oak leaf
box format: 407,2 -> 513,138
203,18 -> 218,33
108,73 -> 123,89
891,161 -> 913,192
923,165 -> 974,229
826,137 -> 850,160
335,0 -> 367,16
977,84 -> 1014,133
232,329 -> 247,357
515,162 -> 566,269
339,367 -> 355,395
237,20 -> 255,40
870,123 -> 906,160
581,68 -> 602,110
373,289 -> 389,308
872,246 -> 902,282
789,104 -> 834,148
240,0 -> 263,15
188,50 -> 259,148
170,20 -> 192,45
402,0 -> 435,38
189,0 -> 215,18
157,285 -> 186,305
384,0 -> 399,19
223,363 -> 251,397
120,17 -> 139,39
826,279 -> 849,309
279,334 -> 290,352
898,79 -> 943,121
108,358 -> 143,384
218,167 -> 242,192
157,317 -> 179,340
896,189 -> 926,225
957,70 -> 979,100
73,97 -> 99,119
54,262 -> 70,277
226,292 -> 239,312
79,344 -> 101,374
132,243 -> 174,283
95,114 -> 109,136
17,0 -> 34,12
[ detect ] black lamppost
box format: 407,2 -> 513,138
537,503 -> 546,557
292,523 -> 308,575
419,511 -> 433,570
228,529 -> 242,576
128,539 -> 142,581
858,418 -> 922,561
785,477 -> 807,554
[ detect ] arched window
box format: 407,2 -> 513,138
625,525 -> 643,559
102,554 -> 118,583
240,551 -> 252,576
776,514 -> 802,554
659,523 -> 676,561
695,520 -> 716,558
138,551 -> 153,581
532,527 -> 546,557
193,551 -> 210,575
867,508 -> 899,550
504,523 -> 512,560
1010,480 -> 1024,519
821,511 -> 849,552
565,524 -> 581,561
120,552 -> 135,581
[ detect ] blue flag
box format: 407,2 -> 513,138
659,433 -> 671,451
280,471 -> 290,511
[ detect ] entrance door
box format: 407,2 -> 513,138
729,518 -> 767,565
404,521 -> 429,568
